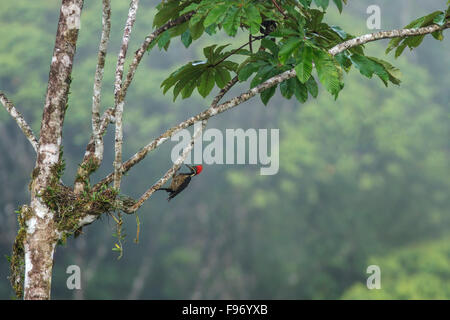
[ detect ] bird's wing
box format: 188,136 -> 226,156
168,176 -> 192,201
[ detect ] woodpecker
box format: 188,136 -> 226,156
159,164 -> 203,201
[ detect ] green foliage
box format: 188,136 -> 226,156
295,46 -> 313,83
226,52 -> 450,298
386,8 -> 450,58
161,44 -> 238,100
158,0 -> 420,105
342,236 -> 450,299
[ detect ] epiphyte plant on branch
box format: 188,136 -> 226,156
0,0 -> 449,300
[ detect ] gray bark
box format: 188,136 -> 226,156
24,0 -> 84,300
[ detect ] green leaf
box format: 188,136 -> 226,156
153,2 -> 179,27
432,30 -> 444,41
215,67 -> 231,88
330,25 -> 346,39
433,12 -> 446,26
350,54 -> 384,80
250,65 -> 276,88
238,61 -> 265,82
204,4 -> 229,28
305,76 -> 318,98
332,0 -> 343,13
221,61 -> 239,72
334,52 -> 352,72
261,38 -> 279,56
157,30 -> 171,50
180,3 -> 199,15
172,66 -> 206,101
260,85 -> 277,106
181,29 -> 192,48
406,34 -> 426,49
189,10 -> 206,27
368,57 -> 401,85
314,0 -> 329,11
190,19 -> 205,40
270,27 -> 301,38
161,64 -> 194,93
203,45 -> 217,62
313,49 -> 343,98
205,24 -> 217,35
181,79 -> 198,99
245,6 -> 262,35
386,37 -> 404,54
169,22 -> 189,38
293,78 -> 308,103
386,10 -> 445,56
223,6 -> 241,37
212,44 -> 232,63
295,46 -> 313,83
280,78 -> 295,99
173,76 -> 195,101
278,38 -> 302,64
394,42 -> 408,58
169,21 -> 189,37
298,0 -> 313,7
197,68 -> 216,97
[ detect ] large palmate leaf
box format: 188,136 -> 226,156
295,46 -> 314,83
161,44 -> 240,101
313,49 -> 343,98
155,0 -> 442,108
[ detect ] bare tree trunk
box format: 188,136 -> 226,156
22,0 -> 84,300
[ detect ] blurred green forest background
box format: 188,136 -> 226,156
0,0 -> 449,299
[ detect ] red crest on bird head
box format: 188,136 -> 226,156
194,165 -> 203,175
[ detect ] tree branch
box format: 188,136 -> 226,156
94,23 -> 449,194
271,0 -> 287,18
93,76 -> 239,192
122,73 -> 240,211
120,12 -> 195,100
77,11 -> 194,193
91,0 -> 111,161
211,76 -> 239,108
124,120 -> 207,213
73,0 -> 112,194
328,22 -> 449,56
74,107 -> 115,193
0,92 -> 38,153
113,0 -> 139,191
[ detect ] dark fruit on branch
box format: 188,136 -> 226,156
260,20 -> 277,36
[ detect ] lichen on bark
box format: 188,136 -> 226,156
9,205 -> 33,299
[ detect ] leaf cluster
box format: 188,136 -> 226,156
157,0 -> 407,105
386,7 -> 450,58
